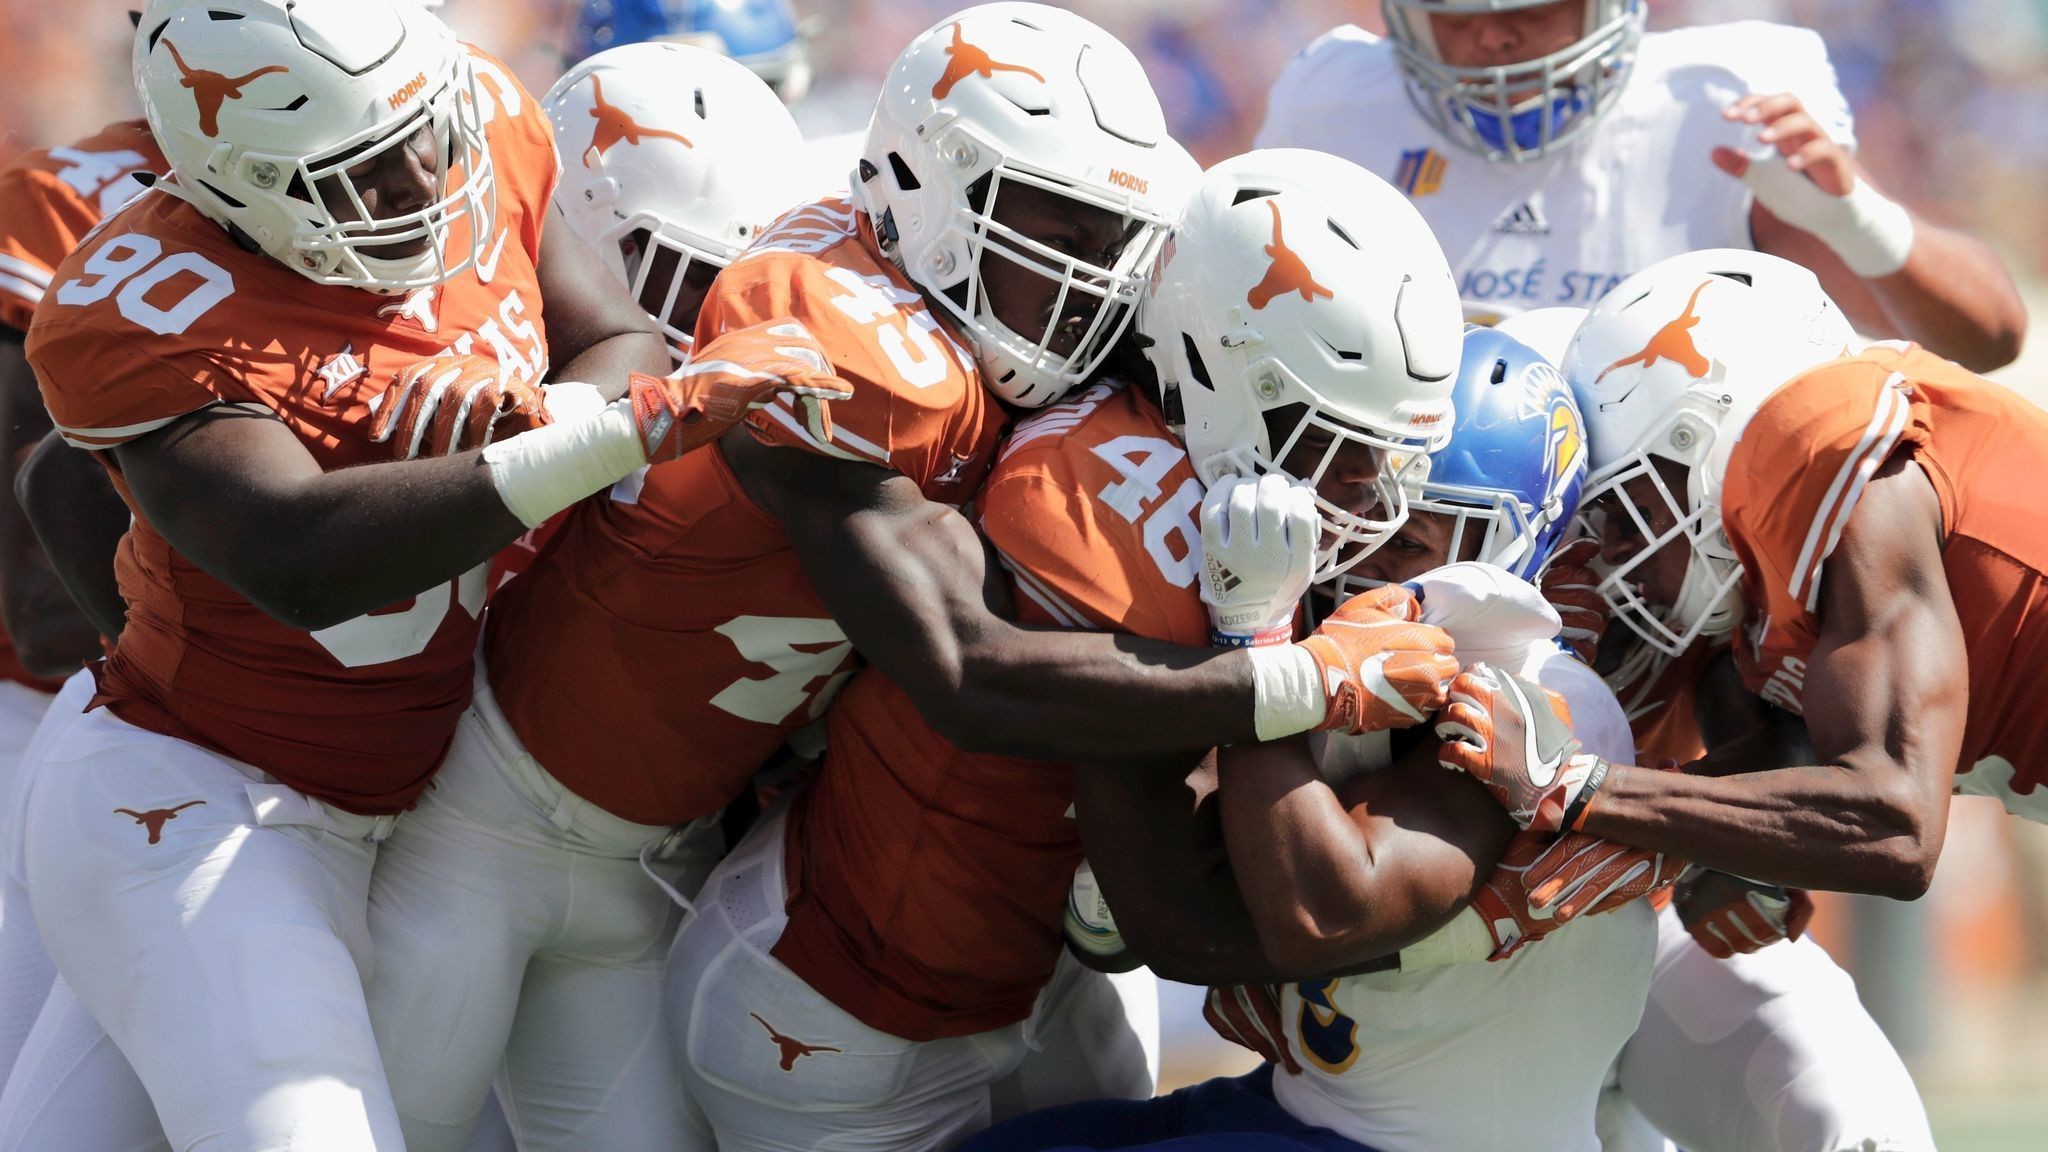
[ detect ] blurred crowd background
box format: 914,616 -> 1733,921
3,0 -> 2046,1144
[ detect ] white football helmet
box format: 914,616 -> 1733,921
133,0 -> 494,293
856,3 -> 1198,408
1494,305 -> 1587,367
545,42 -> 802,362
1141,148 -> 1464,581
1565,249 -> 1853,656
1382,0 -> 1645,163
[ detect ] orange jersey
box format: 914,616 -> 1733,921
1723,345 -> 2048,823
483,197 -> 1002,826
774,381 -> 1209,1041
1616,640 -> 1721,766
24,51 -> 557,814
0,119 -> 166,334
0,118 -> 166,692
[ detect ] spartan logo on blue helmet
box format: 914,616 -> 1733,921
1400,325 -> 1588,579
1381,0 -> 1646,163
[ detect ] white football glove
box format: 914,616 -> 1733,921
1200,473 -> 1319,647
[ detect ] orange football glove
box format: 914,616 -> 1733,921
1524,832 -> 1687,923
630,320 -> 852,464
1203,984 -> 1300,1075
1470,829 -> 1566,960
1675,871 -> 1815,958
1297,585 -> 1458,734
1538,537 -> 1608,665
1436,663 -> 1609,832
369,354 -> 548,461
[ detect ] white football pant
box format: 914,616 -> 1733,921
0,674 -> 66,1088
15,697 -> 405,1150
365,669 -> 723,1152
1601,903 -> 1936,1152
668,808 -> 1156,1152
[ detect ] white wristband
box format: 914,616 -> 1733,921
481,398 -> 644,528
1398,907 -> 1494,968
1739,148 -> 1915,278
1248,643 -> 1325,741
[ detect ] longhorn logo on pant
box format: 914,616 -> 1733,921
931,23 -> 1045,99
750,1012 -> 840,1071
113,801 -> 207,845
1247,199 -> 1332,311
161,41 -> 288,138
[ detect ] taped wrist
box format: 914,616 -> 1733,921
1248,643 -> 1324,741
481,398 -> 643,528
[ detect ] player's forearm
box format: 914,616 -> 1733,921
1222,739 -> 1505,972
1073,759 -> 1304,986
134,447 -> 528,633
15,431 -> 128,646
1580,759 -> 1941,897
1217,739 -> 1414,972
951,630 -> 1255,758
545,327 -> 669,403
1866,224 -> 2025,372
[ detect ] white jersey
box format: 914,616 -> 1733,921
1256,22 -> 1854,322
1281,565 -> 1654,1152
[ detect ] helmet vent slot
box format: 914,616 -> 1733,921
1316,334 -> 1363,362
1490,358 -> 1508,385
1711,271 -> 1754,287
1181,333 -> 1216,391
1326,219 -> 1358,249
694,88 -> 707,118
1229,187 -> 1276,207
887,152 -> 921,192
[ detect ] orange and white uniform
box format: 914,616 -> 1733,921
26,78 -> 554,814
0,119 -> 165,335
0,117 -> 167,1100
1595,352 -> 1973,1152
1723,345 -> 2048,823
364,197 -> 1004,1152
482,195 -> 1001,827
4,52 -> 562,1152
666,381 -> 1179,1152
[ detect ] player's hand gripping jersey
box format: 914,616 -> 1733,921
483,196 -> 1003,826
24,49 -> 556,814
1722,345 -> 2048,822
1257,22 -> 1851,319
773,380 -> 1207,1040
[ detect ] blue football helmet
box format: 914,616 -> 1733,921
1407,325 -> 1589,579
1381,0 -> 1644,162
571,0 -> 811,102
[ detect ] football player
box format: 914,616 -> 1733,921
1492,304 -> 1938,1152
663,143 -> 1485,1152
965,223 -> 1672,1152
379,6 -> 1178,1150
1255,1 -> 2024,370
5,1 -> 841,1146
356,42 -> 809,1152
0,111 -> 166,1090
1437,247 -> 2048,1135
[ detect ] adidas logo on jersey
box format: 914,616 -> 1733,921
1492,201 -> 1550,236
